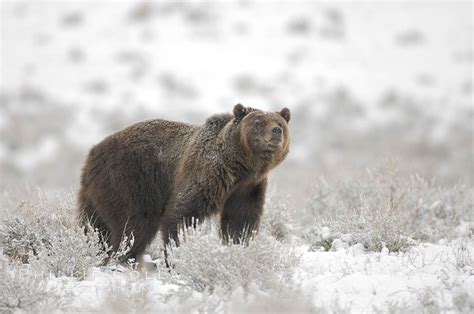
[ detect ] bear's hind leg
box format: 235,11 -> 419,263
119,215 -> 160,266
78,200 -> 112,255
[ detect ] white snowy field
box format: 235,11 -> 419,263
1,167 -> 473,313
0,1 -> 473,313
5,238 -> 473,313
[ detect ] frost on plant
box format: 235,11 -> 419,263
0,256 -> 66,313
164,219 -> 300,294
1,197 -> 108,279
261,195 -> 294,242
452,237 -> 474,271
305,163 -> 471,252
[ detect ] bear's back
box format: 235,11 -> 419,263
85,119 -> 196,174
79,119 -> 199,218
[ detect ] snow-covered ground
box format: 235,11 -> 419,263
7,237 -> 473,312
1,1 -> 473,313
298,241 -> 474,312
1,169 -> 472,312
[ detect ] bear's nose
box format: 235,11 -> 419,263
272,127 -> 283,137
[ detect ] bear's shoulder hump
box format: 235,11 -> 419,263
204,113 -> 233,131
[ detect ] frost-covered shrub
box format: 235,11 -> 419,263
165,220 -> 300,294
28,223 -> 108,279
305,164 -> 471,252
305,227 -> 340,252
261,195 -> 294,243
323,201 -> 415,252
1,204 -> 51,263
1,196 -> 108,279
0,256 -> 66,313
0,268 -> 50,312
451,238 -> 474,271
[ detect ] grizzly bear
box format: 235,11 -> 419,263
78,104 -> 290,263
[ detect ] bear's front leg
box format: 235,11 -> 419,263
220,178 -> 267,245
160,181 -> 222,245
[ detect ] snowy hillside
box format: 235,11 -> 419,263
1,0 -> 472,189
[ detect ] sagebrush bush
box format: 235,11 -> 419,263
261,195 -> 295,243
0,255 -> 66,313
1,206 -> 50,263
451,238 -> 474,271
305,163 -> 472,252
0,196 -> 108,279
28,223 -> 108,279
164,220 -> 300,294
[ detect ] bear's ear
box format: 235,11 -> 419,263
233,103 -> 248,120
278,107 -> 291,123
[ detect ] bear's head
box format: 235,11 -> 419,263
233,103 -> 290,167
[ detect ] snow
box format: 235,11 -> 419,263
297,242 -> 474,311
39,240 -> 473,312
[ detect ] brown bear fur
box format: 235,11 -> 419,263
78,104 -> 290,263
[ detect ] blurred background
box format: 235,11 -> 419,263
1,0 -> 472,198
